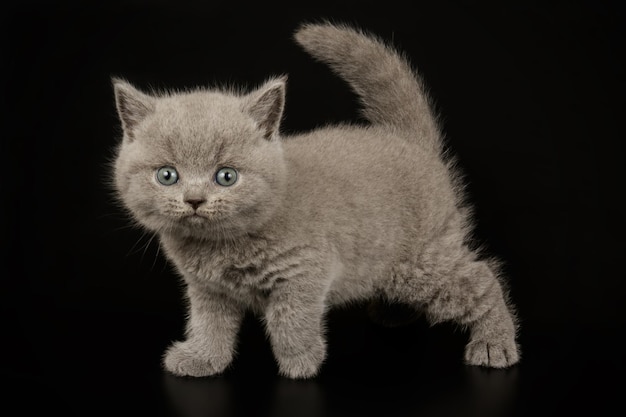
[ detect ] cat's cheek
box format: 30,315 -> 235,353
123,188 -> 169,232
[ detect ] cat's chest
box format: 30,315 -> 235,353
161,235 -> 291,298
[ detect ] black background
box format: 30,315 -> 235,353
2,1 -> 625,416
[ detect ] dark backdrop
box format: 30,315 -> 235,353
2,1 -> 625,416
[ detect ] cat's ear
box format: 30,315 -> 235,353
112,78 -> 155,141
244,76 -> 286,140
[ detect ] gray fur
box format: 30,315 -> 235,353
111,22 -> 520,379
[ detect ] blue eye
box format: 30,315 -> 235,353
156,166 -> 179,185
215,167 -> 238,186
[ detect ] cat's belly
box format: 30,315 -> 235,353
326,263 -> 388,305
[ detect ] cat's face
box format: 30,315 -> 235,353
112,78 -> 287,240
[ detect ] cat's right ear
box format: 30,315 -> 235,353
112,78 -> 155,141
244,76 -> 287,140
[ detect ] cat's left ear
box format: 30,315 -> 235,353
244,76 -> 286,140
112,78 -> 155,141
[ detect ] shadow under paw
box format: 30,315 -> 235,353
367,298 -> 423,328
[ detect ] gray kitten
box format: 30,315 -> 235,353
111,22 -> 519,379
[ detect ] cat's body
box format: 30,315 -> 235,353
161,125 -> 453,308
112,23 -> 519,379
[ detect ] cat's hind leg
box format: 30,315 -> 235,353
385,222 -> 520,368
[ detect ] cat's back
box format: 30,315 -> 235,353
279,125 -> 458,235
285,125 -> 423,172
282,125 -> 454,205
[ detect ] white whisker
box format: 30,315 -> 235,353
126,230 -> 150,257
141,232 -> 158,264
151,235 -> 162,271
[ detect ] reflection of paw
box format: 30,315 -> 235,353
163,341 -> 230,377
276,342 -> 326,379
464,338 -> 520,368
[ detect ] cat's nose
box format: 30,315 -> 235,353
185,198 -> 206,210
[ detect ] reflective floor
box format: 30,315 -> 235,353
6,305 -> 623,417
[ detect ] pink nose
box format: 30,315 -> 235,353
185,198 -> 206,210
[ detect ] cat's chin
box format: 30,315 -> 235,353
179,213 -> 213,231
185,213 -> 210,223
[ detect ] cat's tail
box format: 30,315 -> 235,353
294,22 -> 442,152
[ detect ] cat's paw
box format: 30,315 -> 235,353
163,341 -> 231,377
464,338 -> 520,368
276,342 -> 326,379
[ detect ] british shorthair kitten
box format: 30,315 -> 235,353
111,22 -> 519,379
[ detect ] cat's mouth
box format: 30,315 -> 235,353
177,211 -> 238,237
182,212 -> 223,224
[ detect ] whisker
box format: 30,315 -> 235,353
107,223 -> 139,234
126,230 -> 150,257
151,235 -> 162,271
96,211 -> 127,220
141,232 -> 158,264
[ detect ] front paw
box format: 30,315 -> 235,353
276,342 -> 327,379
464,337 -> 520,368
163,341 -> 231,377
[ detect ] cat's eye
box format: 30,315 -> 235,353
215,167 -> 238,187
156,166 -> 179,185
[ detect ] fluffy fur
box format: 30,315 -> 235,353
111,22 -> 519,379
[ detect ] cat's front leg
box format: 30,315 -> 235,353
265,277 -> 330,379
164,285 -> 244,377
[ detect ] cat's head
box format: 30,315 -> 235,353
111,77 -> 288,240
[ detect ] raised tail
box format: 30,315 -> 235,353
294,22 -> 441,152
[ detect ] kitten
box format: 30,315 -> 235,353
111,22 -> 519,379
